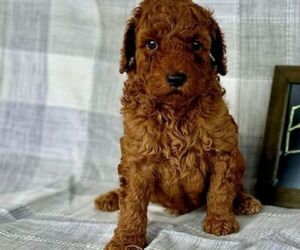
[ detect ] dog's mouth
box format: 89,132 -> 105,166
164,87 -> 185,101
167,88 -> 183,98
170,86 -> 183,92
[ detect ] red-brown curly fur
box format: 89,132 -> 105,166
95,0 -> 262,249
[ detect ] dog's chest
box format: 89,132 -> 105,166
124,111 -> 213,163
157,117 -> 211,156
138,116 -> 212,168
154,122 -> 209,196
159,124 -> 197,157
123,114 -> 211,196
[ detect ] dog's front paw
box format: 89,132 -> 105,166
104,236 -> 146,250
105,242 -> 143,250
104,241 -> 119,250
105,241 -> 136,250
203,215 -> 239,236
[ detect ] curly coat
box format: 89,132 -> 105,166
95,0 -> 262,249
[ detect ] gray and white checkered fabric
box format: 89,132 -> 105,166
0,0 -> 299,249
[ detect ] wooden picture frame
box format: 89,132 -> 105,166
256,66 -> 300,208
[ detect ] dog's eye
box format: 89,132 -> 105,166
146,40 -> 158,50
191,41 -> 202,51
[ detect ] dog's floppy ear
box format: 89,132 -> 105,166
119,8 -> 141,74
210,19 -> 227,75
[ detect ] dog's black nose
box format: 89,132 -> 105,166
167,73 -> 187,88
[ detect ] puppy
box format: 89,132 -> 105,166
95,0 -> 262,249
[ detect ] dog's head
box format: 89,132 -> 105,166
120,0 -> 226,105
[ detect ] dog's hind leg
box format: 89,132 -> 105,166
233,151 -> 262,215
233,192 -> 262,215
94,189 -> 120,212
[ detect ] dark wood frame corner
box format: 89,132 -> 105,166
256,66 -> 300,206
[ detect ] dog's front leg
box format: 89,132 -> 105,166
105,170 -> 151,250
203,152 -> 240,236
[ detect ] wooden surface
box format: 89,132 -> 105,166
274,187 -> 300,208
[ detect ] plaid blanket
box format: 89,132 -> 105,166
0,0 -> 300,249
